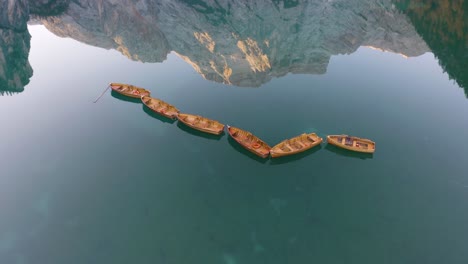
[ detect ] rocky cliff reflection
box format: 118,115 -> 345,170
0,0 -> 31,95
0,0 -> 467,96
0,0 -> 70,94
37,0 -> 428,87
396,0 -> 468,97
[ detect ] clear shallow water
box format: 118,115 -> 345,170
1,18 -> 468,264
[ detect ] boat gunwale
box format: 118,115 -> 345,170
227,125 -> 271,158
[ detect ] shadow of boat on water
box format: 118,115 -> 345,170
227,136 -> 268,164
269,144 -> 323,165
142,105 -> 177,124
176,121 -> 224,141
325,144 -> 374,160
111,90 -> 142,104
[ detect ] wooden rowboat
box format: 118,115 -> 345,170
110,82 -> 150,98
141,95 -> 179,119
227,125 -> 271,158
327,135 -> 375,153
177,113 -> 225,135
270,133 -> 323,158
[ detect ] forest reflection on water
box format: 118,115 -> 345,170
0,0 -> 467,97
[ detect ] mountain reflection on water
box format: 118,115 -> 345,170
395,0 -> 468,95
0,0 -> 467,97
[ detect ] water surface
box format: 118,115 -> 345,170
1,1 -> 468,263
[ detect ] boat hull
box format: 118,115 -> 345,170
177,114 -> 224,135
227,125 -> 271,158
327,135 -> 375,153
141,96 -> 179,119
110,82 -> 150,98
270,133 -> 323,158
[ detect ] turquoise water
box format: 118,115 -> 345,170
1,8 -> 468,264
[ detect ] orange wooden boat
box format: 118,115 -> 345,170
177,113 -> 225,135
110,82 -> 150,98
327,135 -> 375,153
270,133 -> 323,158
141,95 -> 179,119
227,125 -> 271,158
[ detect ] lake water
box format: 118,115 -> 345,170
1,1 -> 468,263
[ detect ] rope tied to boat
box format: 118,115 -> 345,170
93,84 -> 111,103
